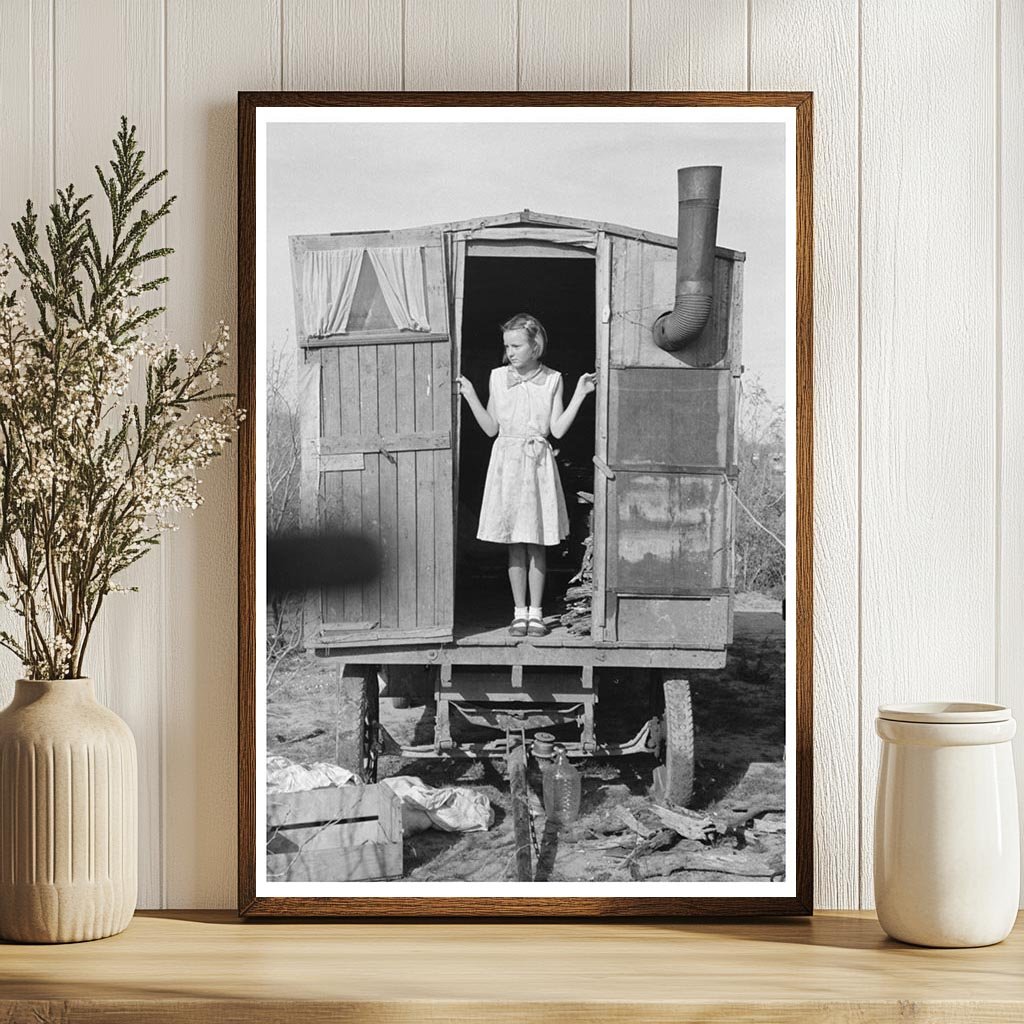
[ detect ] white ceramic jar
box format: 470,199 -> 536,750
874,702 -> 1019,947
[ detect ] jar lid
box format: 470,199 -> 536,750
877,701 -> 1011,724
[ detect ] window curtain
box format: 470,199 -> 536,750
300,248 -> 362,337
366,246 -> 431,332
300,245 -> 432,337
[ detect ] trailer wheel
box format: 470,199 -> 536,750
659,674 -> 695,808
335,663 -> 380,782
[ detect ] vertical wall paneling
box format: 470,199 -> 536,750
0,0 -> 52,238
518,0 -> 629,90
404,0 -> 516,90
630,0 -> 746,90
750,0 -> 860,910
0,1 -> 53,697
282,0 -> 401,91
2,0 -> 1019,911
999,0 -> 1024,897
859,0 -> 998,908
164,0 -> 280,907
53,0 -> 166,909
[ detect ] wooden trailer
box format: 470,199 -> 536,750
288,179 -> 743,807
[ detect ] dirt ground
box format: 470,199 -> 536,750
267,604 -> 787,884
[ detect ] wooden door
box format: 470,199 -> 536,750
291,230 -> 455,646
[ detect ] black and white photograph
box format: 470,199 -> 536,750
248,98 -> 804,910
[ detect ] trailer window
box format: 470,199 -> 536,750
298,244 -> 433,344
346,251 -> 398,331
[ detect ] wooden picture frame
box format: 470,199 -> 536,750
238,91 -> 813,917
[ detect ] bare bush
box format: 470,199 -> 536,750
266,342 -> 304,687
267,343 -> 301,535
734,376 -> 785,599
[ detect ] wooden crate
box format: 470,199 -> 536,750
266,784 -> 403,882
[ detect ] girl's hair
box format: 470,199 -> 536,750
500,313 -> 548,360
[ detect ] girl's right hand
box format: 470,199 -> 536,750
574,371 -> 598,400
456,375 -> 477,402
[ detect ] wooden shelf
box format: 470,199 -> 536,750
2,910 -> 1023,1021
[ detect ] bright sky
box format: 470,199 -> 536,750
266,119 -> 786,403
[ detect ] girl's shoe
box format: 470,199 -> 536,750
527,617 -> 550,637
508,617 -> 528,637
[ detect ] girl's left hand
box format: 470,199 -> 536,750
574,371 -> 598,400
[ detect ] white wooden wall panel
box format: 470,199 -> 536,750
163,0 -> 280,908
631,0 -> 747,91
404,0 -> 516,90
519,0 -> 629,90
283,0 -> 401,90
0,0 -> 51,251
859,0 -> 998,907
0,1 -> 51,696
53,0 -> 168,909
0,0 -> 1019,910
750,0 -> 860,911
1000,0 -> 1024,898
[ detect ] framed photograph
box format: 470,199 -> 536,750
238,91 -> 812,916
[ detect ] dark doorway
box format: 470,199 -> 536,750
454,253 -> 597,631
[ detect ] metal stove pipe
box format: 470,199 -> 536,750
652,165 -> 722,352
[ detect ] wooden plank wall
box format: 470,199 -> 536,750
318,337 -> 451,634
0,0 -> 1015,911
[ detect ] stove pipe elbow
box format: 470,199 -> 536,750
652,166 -> 722,352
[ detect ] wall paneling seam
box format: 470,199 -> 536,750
994,0 -> 1004,707
627,0 -> 632,90
159,0 -> 169,910
49,0 -> 55,198
855,0 -> 865,910
515,0 -> 521,89
746,0 -> 752,90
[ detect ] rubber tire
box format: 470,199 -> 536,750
336,664 -> 379,781
661,674 -> 695,808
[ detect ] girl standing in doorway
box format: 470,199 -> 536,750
457,313 -> 597,637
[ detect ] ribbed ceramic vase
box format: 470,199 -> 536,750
874,702 -> 1019,948
0,678 -> 137,942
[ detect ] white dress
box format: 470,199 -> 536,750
476,364 -> 570,546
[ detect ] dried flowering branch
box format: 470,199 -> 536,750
0,116 -> 242,679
